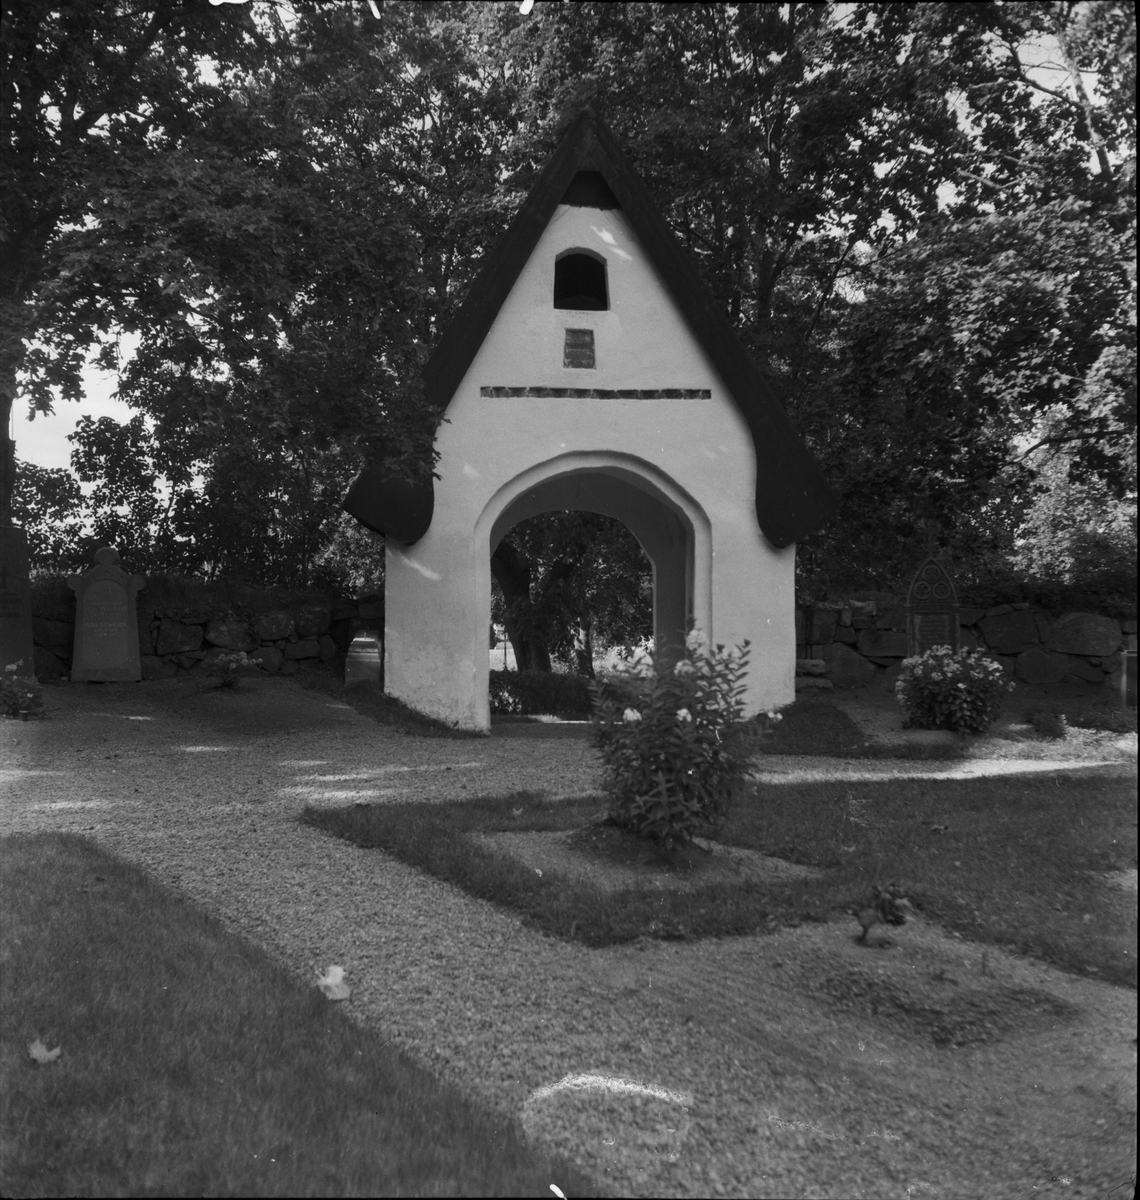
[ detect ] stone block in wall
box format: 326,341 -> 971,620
958,608 -> 985,627
205,618 -> 257,651
173,651 -> 206,669
1064,656 -> 1106,683
138,621 -> 156,655
252,646 -> 283,673
851,616 -> 874,630
796,659 -> 828,676
1015,647 -> 1070,684
838,608 -> 852,627
257,610 -> 295,641
33,617 -> 72,652
795,676 -> 833,691
140,655 -> 177,680
1045,613 -> 1122,657
795,611 -> 806,643
874,607 -> 906,631
318,634 -> 337,661
1122,618 -> 1138,635
808,609 -> 838,643
279,660 -> 300,676
826,641 -> 877,688
958,626 -> 983,651
1034,612 -> 1052,643
331,603 -> 358,622
157,619 -> 203,656
34,645 -> 68,680
986,604 -> 1015,618
283,638 -> 321,660
856,629 -> 908,658
295,607 -> 331,637
978,609 -> 1040,654
835,626 -> 857,645
357,597 -> 384,621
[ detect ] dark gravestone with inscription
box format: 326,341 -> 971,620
0,526 -> 35,675
68,547 -> 146,682
906,557 -> 959,658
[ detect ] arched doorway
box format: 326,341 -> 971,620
473,452 -> 712,730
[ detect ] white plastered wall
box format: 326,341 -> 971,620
385,204 -> 795,731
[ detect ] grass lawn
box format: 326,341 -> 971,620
305,770 -> 1137,989
0,833 -> 600,1199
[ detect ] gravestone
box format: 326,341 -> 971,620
0,526 -> 35,676
68,547 -> 146,682
906,557 -> 959,658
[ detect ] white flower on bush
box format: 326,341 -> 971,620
673,658 -> 695,677
767,710 -> 783,722
676,708 -> 692,723
623,707 -> 642,723
685,627 -> 708,653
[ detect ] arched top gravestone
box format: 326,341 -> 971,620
906,557 -> 959,658
67,547 -> 146,682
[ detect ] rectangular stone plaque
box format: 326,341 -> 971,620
68,548 -> 146,682
563,328 -> 596,369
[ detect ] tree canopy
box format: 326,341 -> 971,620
6,1 -> 1135,654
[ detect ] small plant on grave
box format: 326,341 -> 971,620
1028,709 -> 1068,740
1,664 -> 44,720
895,646 -> 1014,734
206,651 -> 250,689
588,631 -> 766,857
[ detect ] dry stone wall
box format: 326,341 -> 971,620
796,600 -> 1135,693
30,576 -> 384,683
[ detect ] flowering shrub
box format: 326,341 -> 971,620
206,651 -> 250,689
588,630 -> 763,852
895,646 -> 1014,734
1,664 -> 44,719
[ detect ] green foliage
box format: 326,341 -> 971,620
895,647 -> 1015,734
205,651 -> 250,690
492,513 -> 652,676
1,667 -> 44,719
487,669 -> 591,717
588,632 -> 758,851
12,460 -> 86,570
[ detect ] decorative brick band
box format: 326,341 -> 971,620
480,386 -> 712,399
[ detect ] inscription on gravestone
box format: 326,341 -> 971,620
906,557 -> 959,658
68,547 -> 146,682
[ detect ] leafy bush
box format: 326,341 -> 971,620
588,632 -> 768,853
487,670 -> 592,717
895,646 -> 1014,734
205,651 -> 250,689
1,666 -> 44,719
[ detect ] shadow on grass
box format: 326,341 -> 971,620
0,833 -> 601,1199
296,661 -> 482,739
304,772 -> 1137,988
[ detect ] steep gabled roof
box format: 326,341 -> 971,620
344,110 -> 838,548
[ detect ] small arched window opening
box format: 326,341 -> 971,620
554,251 -> 608,311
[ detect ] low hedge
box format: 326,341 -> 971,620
488,670 -> 592,717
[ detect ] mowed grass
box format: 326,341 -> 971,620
0,833 -> 599,1200
305,770 -> 1137,988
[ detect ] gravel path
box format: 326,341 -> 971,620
2,676 -> 1135,1199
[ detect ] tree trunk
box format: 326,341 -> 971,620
574,618 -> 595,679
490,539 -> 552,672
